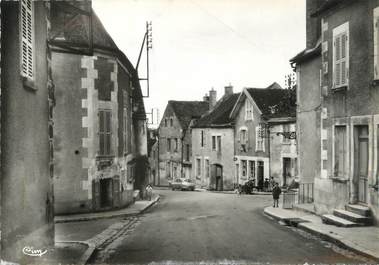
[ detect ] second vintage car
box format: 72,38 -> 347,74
171,178 -> 196,191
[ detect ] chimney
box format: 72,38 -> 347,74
209,88 -> 217,110
224,84 -> 233,96
306,0 -> 323,49
203,93 -> 209,103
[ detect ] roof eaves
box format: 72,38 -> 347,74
290,42 -> 321,64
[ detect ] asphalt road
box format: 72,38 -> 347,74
100,189 -> 368,264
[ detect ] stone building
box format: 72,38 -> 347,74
156,100 -> 208,186
50,2 -> 147,214
191,86 -> 239,191
0,1 -> 54,262
292,0 -> 379,225
230,83 -> 296,188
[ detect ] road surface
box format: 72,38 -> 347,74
97,189 -> 369,264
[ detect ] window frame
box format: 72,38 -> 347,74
123,107 -> 128,154
98,109 -> 112,156
332,22 -> 349,89
333,125 -> 348,178
255,126 -> 265,152
282,124 -> 291,144
245,100 -> 253,121
19,0 -> 35,83
373,7 -> 379,80
239,128 -> 248,151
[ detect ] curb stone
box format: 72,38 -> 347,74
79,195 -> 160,265
263,207 -> 379,263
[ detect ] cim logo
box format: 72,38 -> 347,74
22,246 -> 47,257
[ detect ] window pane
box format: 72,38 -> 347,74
334,126 -> 346,177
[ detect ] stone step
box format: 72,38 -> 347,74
333,209 -> 372,225
321,214 -> 361,228
345,204 -> 371,217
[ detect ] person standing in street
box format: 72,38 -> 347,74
146,184 -> 153,201
272,183 -> 282,208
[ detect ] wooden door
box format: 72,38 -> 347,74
355,126 -> 369,204
92,179 -> 100,210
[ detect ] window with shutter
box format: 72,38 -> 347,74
373,8 -> 379,80
99,110 -> 112,156
334,126 -> 347,178
123,107 -> 128,154
20,0 -> 34,80
333,22 -> 349,89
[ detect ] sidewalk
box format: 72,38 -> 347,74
55,195 -> 160,223
264,206 -> 379,262
51,195 -> 160,265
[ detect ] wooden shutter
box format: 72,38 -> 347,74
334,32 -> 348,87
105,111 -> 112,155
99,111 -> 105,155
20,0 -> 34,79
375,18 -> 379,79
340,33 -> 348,85
334,35 -> 341,87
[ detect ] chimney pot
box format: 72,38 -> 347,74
224,84 -> 233,96
209,88 -> 217,110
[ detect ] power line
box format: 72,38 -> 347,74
189,0 -> 262,51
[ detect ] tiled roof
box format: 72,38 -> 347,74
169,101 -> 209,129
290,39 -> 321,64
50,3 -> 118,52
311,0 -> 345,17
50,3 -> 146,117
246,88 -> 296,119
193,94 -> 240,128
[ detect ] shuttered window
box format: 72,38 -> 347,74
334,126 -> 347,178
123,107 -> 128,154
333,22 -> 349,88
99,110 -> 112,156
374,8 -> 379,80
20,0 -> 34,80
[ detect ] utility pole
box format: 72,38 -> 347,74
136,21 -> 152,98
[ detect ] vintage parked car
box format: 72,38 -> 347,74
171,178 -> 196,191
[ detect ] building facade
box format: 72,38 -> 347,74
293,0 -> 379,224
192,87 -> 239,191
156,100 -> 208,186
1,1 -> 54,262
230,83 -> 296,188
50,2 -> 147,214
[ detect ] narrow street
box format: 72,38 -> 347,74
93,190 -> 367,264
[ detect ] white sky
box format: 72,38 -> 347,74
93,0 -> 306,127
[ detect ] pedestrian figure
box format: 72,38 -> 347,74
264,178 -> 269,192
145,184 -> 153,201
269,177 -> 275,192
272,182 -> 282,208
238,184 -> 242,196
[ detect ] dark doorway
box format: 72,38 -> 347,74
257,161 -> 264,191
215,165 -> 223,191
354,125 -> 369,204
283,158 -> 291,186
100,178 -> 113,208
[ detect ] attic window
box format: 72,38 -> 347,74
170,118 -> 173,127
269,105 -> 278,114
